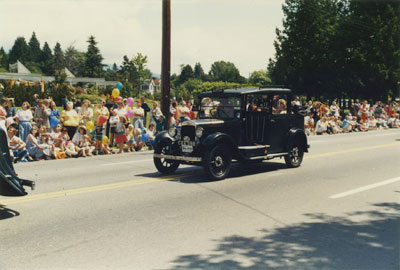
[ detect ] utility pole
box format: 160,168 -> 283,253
161,0 -> 171,129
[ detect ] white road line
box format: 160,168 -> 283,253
101,158 -> 153,166
329,176 -> 400,199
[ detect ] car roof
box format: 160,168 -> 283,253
198,88 -> 292,97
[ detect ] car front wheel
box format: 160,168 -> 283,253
154,141 -> 180,174
284,143 -> 304,168
204,145 -> 232,180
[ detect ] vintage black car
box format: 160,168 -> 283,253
153,88 -> 309,180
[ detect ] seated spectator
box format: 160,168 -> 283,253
133,128 -> 145,151
26,125 -> 51,161
315,117 -> 327,135
7,126 -> 30,162
72,126 -> 88,156
79,99 -> 93,126
388,114 -> 399,128
342,116 -> 352,133
34,99 -> 51,132
368,116 -> 378,130
80,135 -> 94,156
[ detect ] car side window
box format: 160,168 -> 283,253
272,95 -> 287,114
247,94 -> 271,112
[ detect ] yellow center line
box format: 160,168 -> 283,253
0,173 -> 193,206
307,142 -> 400,159
1,142 -> 399,206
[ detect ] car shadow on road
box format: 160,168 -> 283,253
136,161 -> 289,184
0,205 -> 20,220
168,202 -> 399,270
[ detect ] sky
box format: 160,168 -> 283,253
0,0 -> 284,77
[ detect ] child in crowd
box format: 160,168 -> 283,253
126,124 -> 135,152
115,116 -> 127,154
108,108 -> 119,147
133,128 -> 144,151
79,135 -> 93,156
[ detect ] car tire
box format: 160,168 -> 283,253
204,145 -> 232,180
154,141 -> 180,174
284,143 -> 304,168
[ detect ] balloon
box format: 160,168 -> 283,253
86,121 -> 94,131
115,96 -> 123,102
115,82 -> 123,90
112,88 -> 120,98
126,97 -> 134,107
141,133 -> 149,142
126,109 -> 134,118
102,135 -> 108,145
98,115 -> 107,126
49,117 -> 59,128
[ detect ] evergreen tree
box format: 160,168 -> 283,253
8,37 -> 30,64
194,62 -> 206,80
40,42 -> 54,75
53,42 -> 65,72
178,64 -> 194,84
84,35 -> 104,77
0,47 -> 9,70
28,32 -> 42,62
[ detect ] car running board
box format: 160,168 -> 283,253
248,152 -> 288,160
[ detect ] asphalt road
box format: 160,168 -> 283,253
1,129 -> 399,270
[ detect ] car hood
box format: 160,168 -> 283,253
182,119 -> 225,127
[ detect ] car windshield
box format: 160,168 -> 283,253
198,96 -> 241,119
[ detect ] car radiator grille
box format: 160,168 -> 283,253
181,125 -> 196,141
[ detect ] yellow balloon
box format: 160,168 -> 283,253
102,135 -> 108,145
112,88 -> 120,98
86,121 -> 94,131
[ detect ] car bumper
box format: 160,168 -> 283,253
153,154 -> 202,162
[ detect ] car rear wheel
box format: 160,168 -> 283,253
284,143 -> 304,168
154,141 -> 180,174
204,145 -> 232,180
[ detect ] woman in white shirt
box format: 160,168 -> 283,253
79,99 -> 94,125
16,101 -> 34,142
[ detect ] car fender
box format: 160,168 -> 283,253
201,132 -> 240,156
287,128 -> 309,153
154,131 -> 175,147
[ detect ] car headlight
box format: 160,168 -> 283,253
168,127 -> 177,137
195,127 -> 204,138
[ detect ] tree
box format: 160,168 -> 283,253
84,35 -> 104,78
8,37 -> 30,64
178,64 -> 194,85
53,42 -> 65,73
28,32 -> 42,62
132,53 -> 149,91
0,47 -> 9,70
40,42 -> 54,75
194,62 -> 206,80
65,46 -> 86,76
249,70 -> 272,87
209,61 -> 244,83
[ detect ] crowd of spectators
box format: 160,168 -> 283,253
302,99 -> 400,135
0,95 -> 195,163
1,93 -> 399,163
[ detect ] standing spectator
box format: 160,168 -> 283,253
170,101 -> 178,125
140,96 -> 150,128
49,101 -> 60,131
33,99 -> 51,131
93,99 -> 110,135
79,99 -> 93,126
115,100 -> 127,117
60,101 -> 79,139
16,101 -> 33,142
115,116 -> 128,154
74,100 -> 82,115
93,99 -> 109,155
187,101 -> 196,120
150,102 -> 161,126
105,97 -> 117,138
179,100 -> 190,122
126,124 -> 135,152
330,101 -> 340,117
32,94 -> 40,111
153,113 -> 166,134
0,98 -> 7,131
6,98 -> 17,119
132,100 -> 145,130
